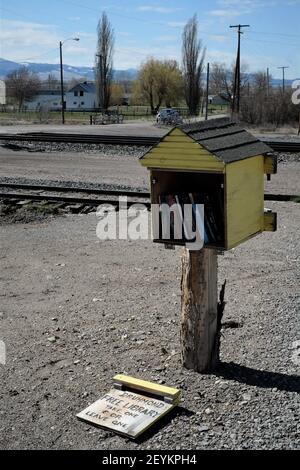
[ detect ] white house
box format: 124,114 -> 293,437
65,82 -> 96,110
0,80 -> 6,105
24,90 -> 62,110
208,95 -> 229,106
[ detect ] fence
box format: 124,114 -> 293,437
0,104 -> 230,125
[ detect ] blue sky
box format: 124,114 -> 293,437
1,0 -> 299,78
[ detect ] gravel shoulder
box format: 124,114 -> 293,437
0,202 -> 299,450
0,122 -> 168,137
0,143 -> 299,196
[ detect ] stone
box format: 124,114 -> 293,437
199,425 -> 210,432
47,336 -> 56,343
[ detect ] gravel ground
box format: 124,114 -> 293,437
0,122 -> 167,137
0,201 -> 299,450
1,141 -> 151,157
0,142 -> 299,196
0,145 -> 149,189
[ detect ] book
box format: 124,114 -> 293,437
159,194 -> 183,241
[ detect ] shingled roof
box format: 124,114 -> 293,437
178,117 -> 272,163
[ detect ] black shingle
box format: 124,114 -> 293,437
178,117 -> 272,162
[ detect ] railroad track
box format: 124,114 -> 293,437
0,133 -> 159,147
0,183 -> 298,211
0,133 -> 299,151
0,183 -> 150,212
259,139 -> 300,153
0,182 -> 149,198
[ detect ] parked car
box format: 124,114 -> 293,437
156,108 -> 182,125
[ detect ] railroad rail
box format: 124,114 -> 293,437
0,182 -> 149,198
0,183 -> 298,208
259,139 -> 300,153
0,183 -> 150,210
0,133 -> 160,147
0,133 -> 299,152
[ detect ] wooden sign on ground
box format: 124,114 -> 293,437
77,375 -> 180,439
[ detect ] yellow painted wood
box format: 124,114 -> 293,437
113,374 -> 181,404
169,128 -> 189,136
226,156 -> 264,249
264,211 -> 277,231
163,136 -> 198,142
264,154 -> 277,174
142,157 -> 225,171
140,128 -> 223,171
149,147 -> 212,156
156,142 -> 201,149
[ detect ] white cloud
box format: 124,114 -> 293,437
137,6 -> 182,14
118,32 -> 134,37
115,44 -> 181,69
0,19 -> 89,66
208,0 -> 268,18
154,36 -> 177,42
209,9 -> 249,17
166,21 -> 186,28
209,35 -> 228,43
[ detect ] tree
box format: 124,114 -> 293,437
45,73 -> 60,90
66,77 -> 86,91
110,83 -> 124,105
95,12 -> 114,110
210,61 -> 249,106
5,67 -> 41,111
182,15 -> 205,115
133,58 -> 183,113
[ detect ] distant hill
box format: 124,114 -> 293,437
0,58 -> 138,81
1,58 -> 297,87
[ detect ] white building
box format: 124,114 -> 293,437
24,90 -> 62,110
0,80 -> 6,105
65,82 -> 96,110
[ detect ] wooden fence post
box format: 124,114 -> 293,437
180,247 -> 219,372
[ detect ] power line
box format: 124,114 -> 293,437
248,30 -> 300,39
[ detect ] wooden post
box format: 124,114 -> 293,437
180,247 -> 219,373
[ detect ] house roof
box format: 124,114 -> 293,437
178,117 -> 272,163
36,90 -> 61,96
67,82 -> 95,93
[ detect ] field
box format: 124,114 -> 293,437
0,104 -> 229,126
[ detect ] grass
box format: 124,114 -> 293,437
0,104 -> 229,126
25,202 -> 60,214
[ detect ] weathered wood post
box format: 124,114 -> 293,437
181,248 -> 219,372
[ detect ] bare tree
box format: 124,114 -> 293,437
95,12 -> 114,110
45,73 -> 60,90
182,15 -> 205,115
5,67 -> 41,111
210,61 -> 249,106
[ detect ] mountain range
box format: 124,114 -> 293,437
0,58 -> 296,88
0,58 -> 138,81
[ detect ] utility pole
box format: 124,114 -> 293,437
59,41 -> 65,125
267,67 -> 270,98
230,24 -> 250,117
205,62 -> 210,121
277,66 -> 289,94
59,37 -> 79,124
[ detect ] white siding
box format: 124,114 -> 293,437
0,80 -> 6,105
24,93 -> 62,110
65,90 -> 96,109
